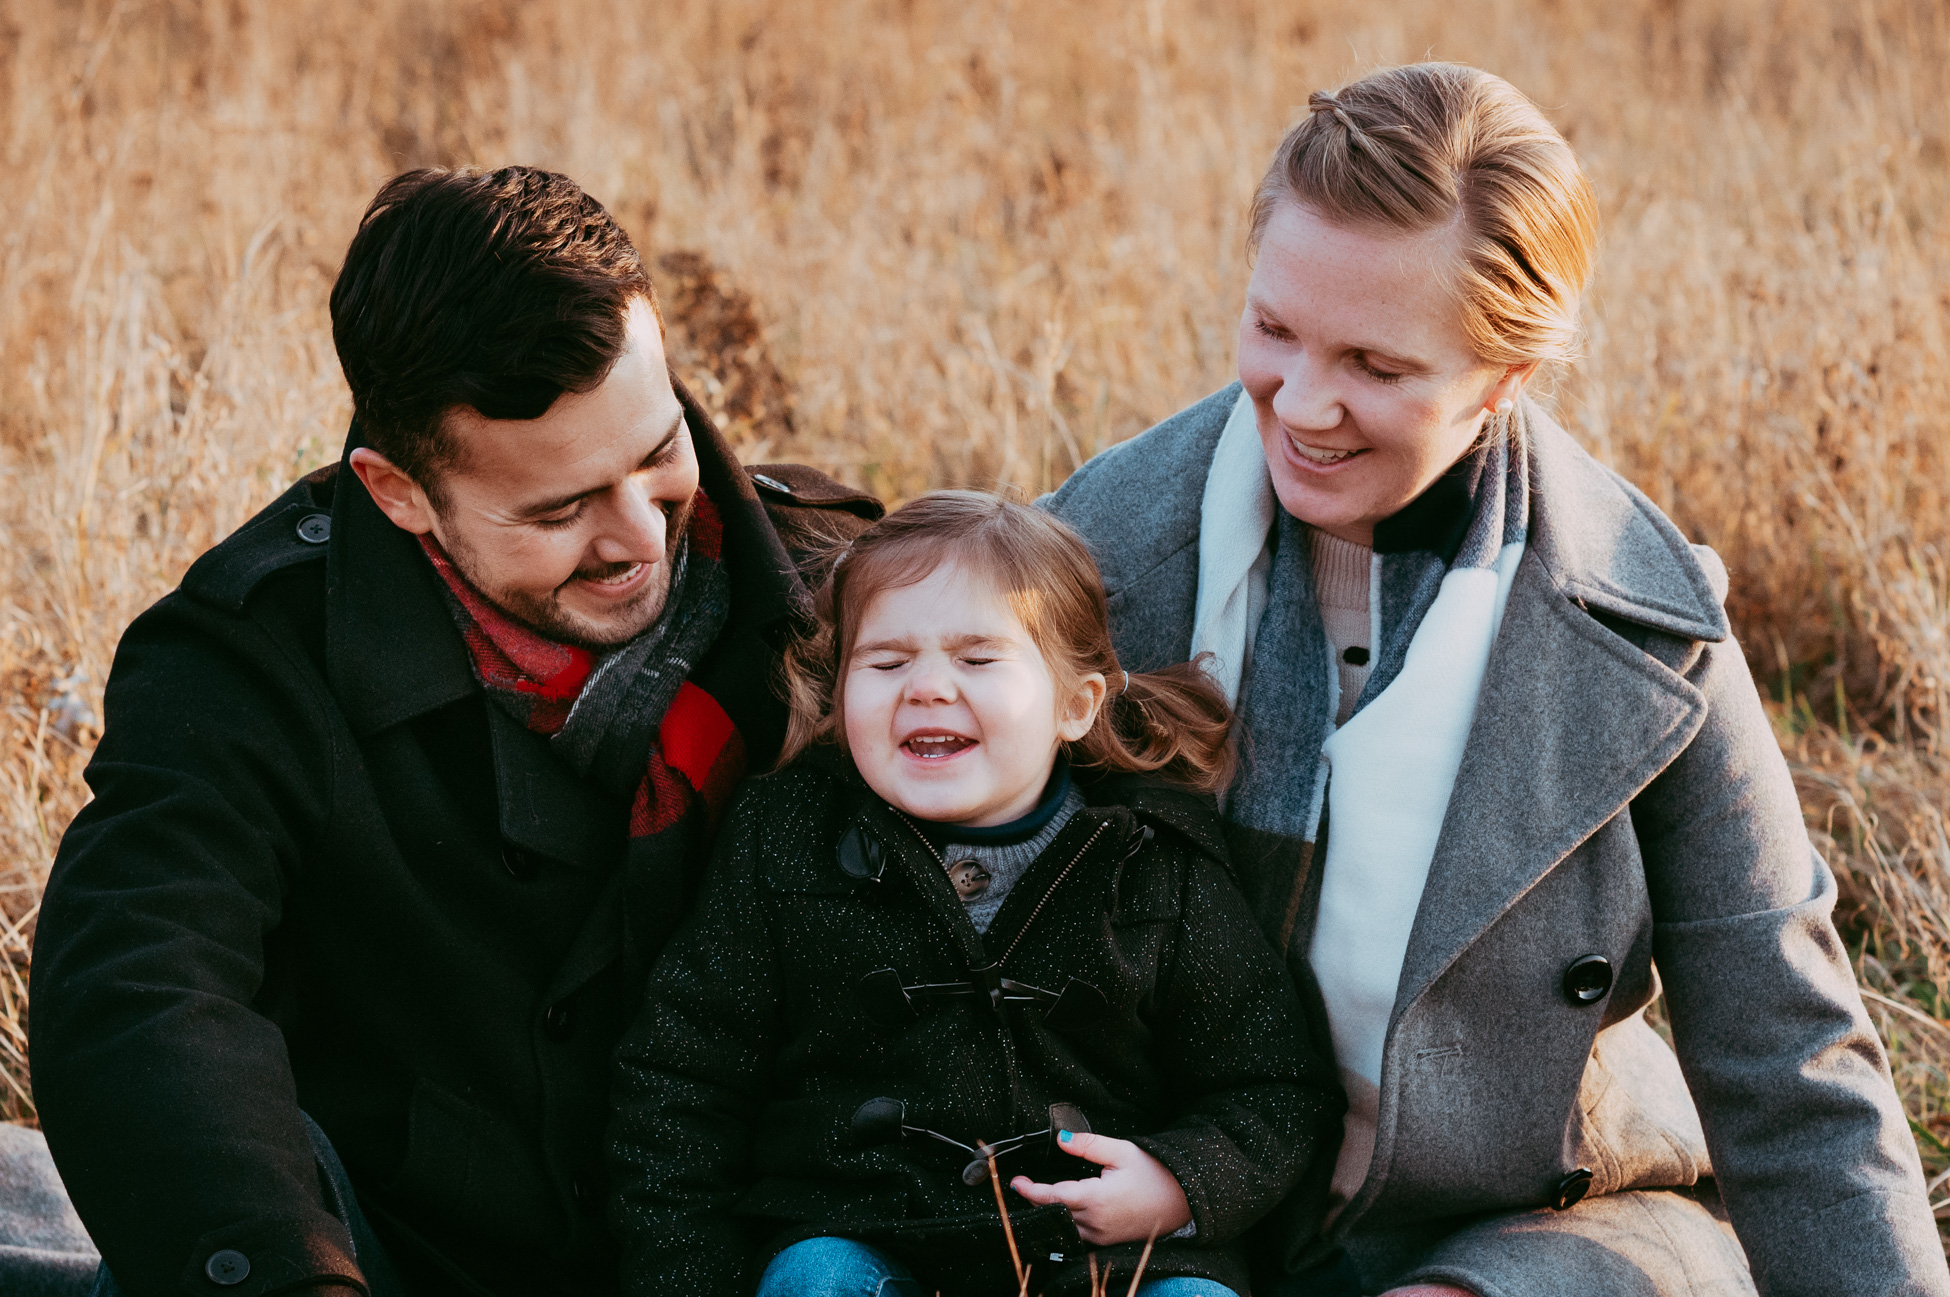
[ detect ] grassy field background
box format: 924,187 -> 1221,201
5,0 -> 1950,1229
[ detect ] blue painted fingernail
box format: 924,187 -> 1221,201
1059,1129 -> 1073,1143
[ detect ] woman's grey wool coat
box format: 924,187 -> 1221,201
1042,384 -> 1950,1297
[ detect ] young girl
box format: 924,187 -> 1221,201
608,492 -> 1337,1297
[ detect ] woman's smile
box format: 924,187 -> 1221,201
1283,434 -> 1371,469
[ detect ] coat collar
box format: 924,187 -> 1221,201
1074,386 -> 1729,650
1521,401 -> 1729,643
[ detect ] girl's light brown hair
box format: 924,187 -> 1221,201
778,491 -> 1235,793
1251,62 -> 1599,366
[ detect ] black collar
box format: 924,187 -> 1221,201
1372,437 -> 1492,562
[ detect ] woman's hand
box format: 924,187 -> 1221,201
1007,1130 -> 1192,1245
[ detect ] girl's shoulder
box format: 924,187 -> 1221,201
719,748 -> 867,870
1079,769 -> 1229,868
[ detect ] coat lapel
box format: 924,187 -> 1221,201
1333,411 -> 1731,1227
1388,412 -> 1730,1030
1386,548 -> 1708,1025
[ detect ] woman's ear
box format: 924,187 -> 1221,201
1057,672 -> 1108,743
1484,361 -> 1540,413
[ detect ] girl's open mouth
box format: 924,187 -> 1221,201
902,734 -> 976,759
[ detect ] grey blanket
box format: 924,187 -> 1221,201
0,1122 -> 97,1297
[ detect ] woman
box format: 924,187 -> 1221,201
1045,63 -> 1947,1297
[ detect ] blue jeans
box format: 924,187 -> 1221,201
89,1113 -> 404,1297
756,1236 -> 1240,1297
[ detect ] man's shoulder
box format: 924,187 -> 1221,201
178,464 -> 341,616
743,463 -> 882,583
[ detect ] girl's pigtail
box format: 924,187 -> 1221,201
1075,653 -> 1235,793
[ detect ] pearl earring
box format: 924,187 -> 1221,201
1494,398 -> 1514,416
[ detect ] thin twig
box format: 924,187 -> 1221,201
1123,1232 -> 1156,1297
1087,1253 -> 1100,1297
986,1146 -> 1024,1288
1016,1262 -> 1032,1297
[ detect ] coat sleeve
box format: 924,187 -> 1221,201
29,589 -> 365,1297
1129,851 -> 1343,1246
1633,632 -> 1950,1296
607,797 -> 784,1297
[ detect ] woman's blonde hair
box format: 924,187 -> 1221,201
779,491 -> 1235,793
1250,62 -> 1599,366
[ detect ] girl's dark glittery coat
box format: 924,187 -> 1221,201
608,749 -> 1340,1297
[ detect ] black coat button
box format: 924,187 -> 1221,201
1551,1166 -> 1594,1210
1562,955 -> 1613,1005
295,513 -> 332,545
544,999 -> 576,1040
205,1249 -> 251,1284
501,844 -> 538,881
837,823 -> 886,881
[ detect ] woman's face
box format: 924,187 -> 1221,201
1237,201 -> 1530,546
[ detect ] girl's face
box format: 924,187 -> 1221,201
843,561 -> 1105,827
1236,201 -> 1532,546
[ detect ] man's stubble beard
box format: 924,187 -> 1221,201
441,491 -> 697,650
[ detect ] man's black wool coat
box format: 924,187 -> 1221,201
28,387 -> 880,1297
609,750 -> 1342,1297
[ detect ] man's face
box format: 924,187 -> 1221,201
366,299 -> 701,647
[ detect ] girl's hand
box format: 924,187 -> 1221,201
1007,1130 -> 1192,1245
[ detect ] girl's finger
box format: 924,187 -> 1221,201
1008,1174 -> 1098,1209
1055,1129 -> 1129,1168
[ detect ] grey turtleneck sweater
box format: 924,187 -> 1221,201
932,788 -> 1087,933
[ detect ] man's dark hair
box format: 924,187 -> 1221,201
330,166 -> 659,492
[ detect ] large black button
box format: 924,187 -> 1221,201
205,1249 -> 251,1285
837,823 -> 886,881
501,844 -> 538,881
295,513 -> 332,545
544,999 -> 576,1040
1562,955 -> 1613,1005
1551,1166 -> 1594,1210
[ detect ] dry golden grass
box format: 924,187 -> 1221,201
5,0 -> 1950,1227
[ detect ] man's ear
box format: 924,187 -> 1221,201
348,447 -> 439,535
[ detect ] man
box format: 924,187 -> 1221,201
28,166 -> 879,1297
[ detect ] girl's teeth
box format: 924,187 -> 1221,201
906,736 -> 972,758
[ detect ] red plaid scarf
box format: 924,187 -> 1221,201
419,495 -> 744,837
